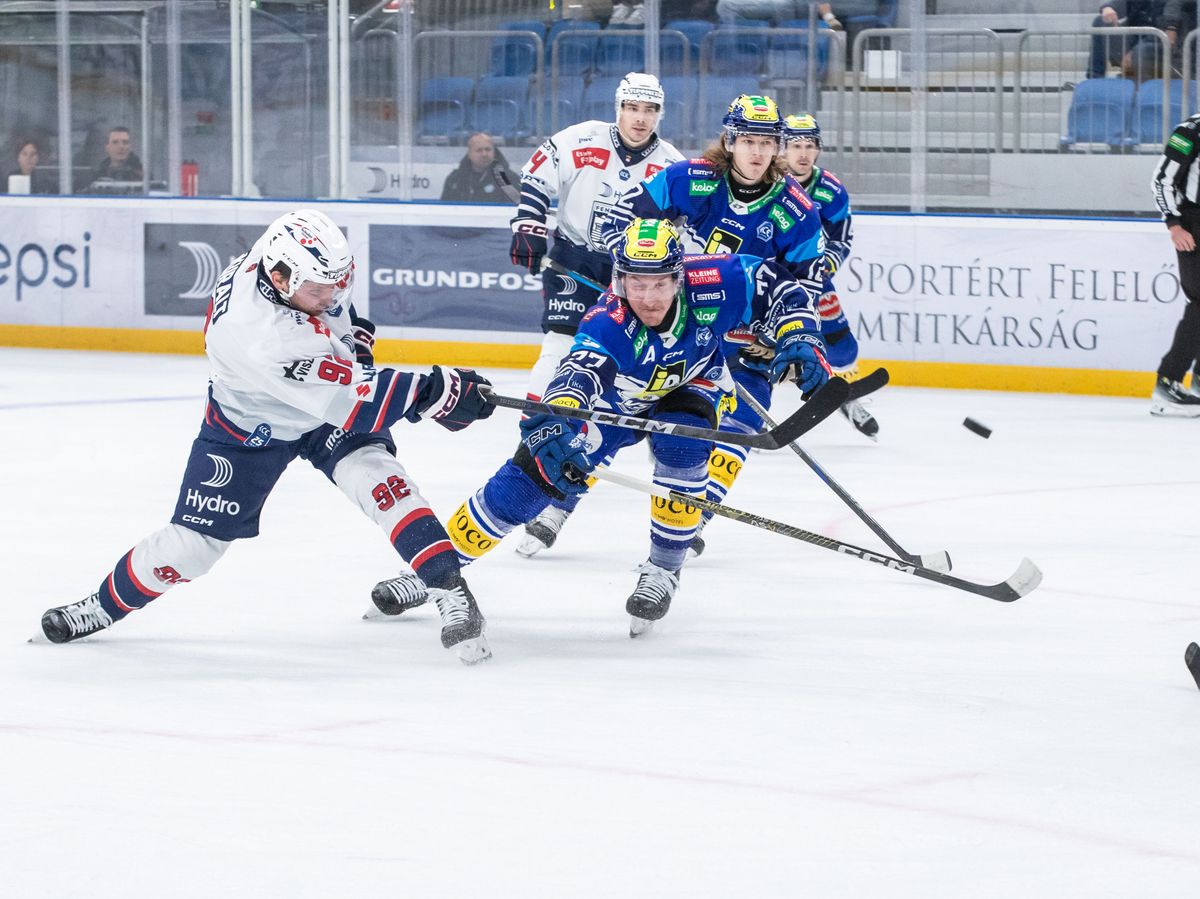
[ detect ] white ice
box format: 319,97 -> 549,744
1,348 -> 1198,898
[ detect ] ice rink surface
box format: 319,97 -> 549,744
1,348 -> 1198,897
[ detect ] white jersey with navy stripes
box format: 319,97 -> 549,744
203,237 -> 419,443
515,121 -> 683,252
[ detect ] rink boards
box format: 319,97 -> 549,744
0,195 -> 1180,396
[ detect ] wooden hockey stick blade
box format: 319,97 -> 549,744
481,379 -> 846,449
846,366 -> 888,401
589,466 -> 1042,602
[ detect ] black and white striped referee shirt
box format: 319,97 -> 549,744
1152,113 -> 1200,226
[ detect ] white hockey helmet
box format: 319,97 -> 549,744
262,208 -> 354,309
615,72 -> 665,128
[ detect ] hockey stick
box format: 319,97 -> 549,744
844,366 -> 889,402
588,466 -> 1042,602
734,382 -> 952,573
479,377 -> 849,450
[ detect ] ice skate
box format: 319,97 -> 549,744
36,593 -> 114,644
1150,376 -> 1200,418
839,398 -> 879,440
365,572 -> 429,619
429,575 -> 491,664
626,560 -> 680,638
515,505 -> 570,558
1189,375 -> 1200,399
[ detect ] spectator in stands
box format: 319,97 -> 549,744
440,132 -> 518,204
1088,1 -> 1171,80
5,137 -> 55,194
88,126 -> 144,189
714,0 -> 877,28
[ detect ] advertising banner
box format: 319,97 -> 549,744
369,223 -> 542,333
843,217 -> 1181,373
144,223 -> 267,317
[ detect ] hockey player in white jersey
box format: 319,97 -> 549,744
34,209 -> 496,664
508,72 -> 683,557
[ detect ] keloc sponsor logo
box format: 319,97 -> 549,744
370,224 -> 542,333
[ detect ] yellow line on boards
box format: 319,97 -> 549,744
0,325 -> 1158,397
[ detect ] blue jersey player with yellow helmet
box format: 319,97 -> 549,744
596,95 -> 838,556
390,219 -> 829,637
782,112 -> 876,440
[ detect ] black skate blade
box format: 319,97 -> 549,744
1186,642 -> 1200,691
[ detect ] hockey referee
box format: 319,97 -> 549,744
1150,111 -> 1200,416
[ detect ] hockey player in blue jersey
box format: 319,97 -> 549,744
782,113 -> 876,439
373,218 -> 830,636
598,95 -> 838,556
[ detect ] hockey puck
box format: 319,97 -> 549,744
962,417 -> 992,439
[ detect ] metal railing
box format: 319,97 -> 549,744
1014,27 -> 1171,153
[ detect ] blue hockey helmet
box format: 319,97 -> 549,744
783,113 -> 822,147
611,218 -> 685,298
722,94 -> 784,151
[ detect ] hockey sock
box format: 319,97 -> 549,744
95,523 -> 229,620
333,445 -> 459,588
648,419 -> 711,571
447,461 -> 549,565
700,442 -> 749,527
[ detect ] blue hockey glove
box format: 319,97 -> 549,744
416,366 -> 495,432
519,409 -> 593,496
770,325 -> 832,397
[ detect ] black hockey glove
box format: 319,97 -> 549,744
416,366 -> 495,432
349,312 -> 376,366
510,219 -> 548,274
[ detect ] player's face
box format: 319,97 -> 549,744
622,273 -> 677,326
728,134 -> 777,184
270,270 -> 340,315
785,138 -> 820,180
617,101 -> 659,148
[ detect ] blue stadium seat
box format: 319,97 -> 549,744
472,76 -> 531,141
545,74 -> 586,134
703,23 -> 769,77
1134,79 -> 1197,144
1061,78 -> 1135,149
696,75 -> 759,139
595,28 -> 646,76
548,22 -> 600,77
770,20 -> 832,81
582,76 -> 623,122
418,76 -> 473,141
661,74 -> 699,143
489,21 -> 546,77
665,19 -> 714,71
